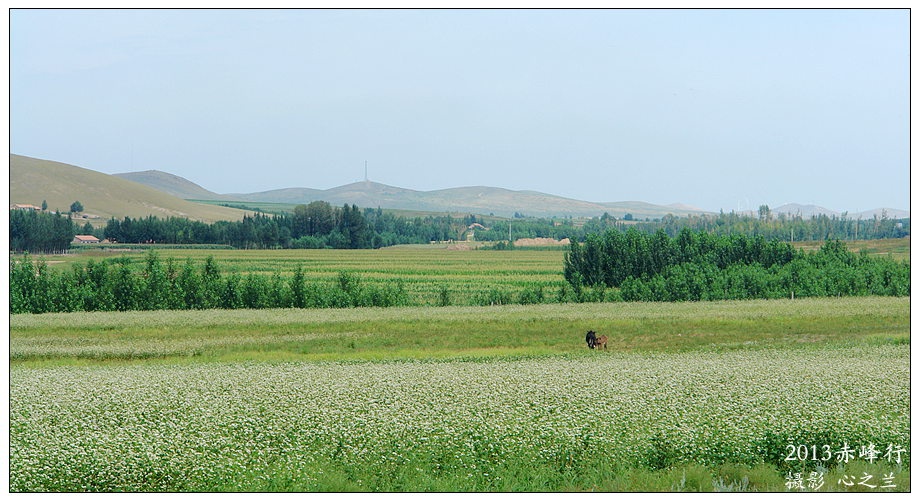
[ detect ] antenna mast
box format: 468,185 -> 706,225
364,161 -> 368,182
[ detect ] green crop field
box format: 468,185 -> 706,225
794,236 -> 910,261
9,296 -> 910,492
50,246 -> 570,306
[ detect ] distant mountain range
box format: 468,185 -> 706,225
10,154 -> 908,222
118,169 -> 909,220
227,182 -> 719,219
116,168 -> 716,219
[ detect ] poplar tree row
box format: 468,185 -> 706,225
9,252 -> 410,314
9,210 -> 76,254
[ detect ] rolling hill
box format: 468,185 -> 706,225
13,155 -> 710,221
113,170 -> 233,201
229,182 -> 714,219
11,154 -> 907,222
10,155 -> 252,223
106,171 -> 911,221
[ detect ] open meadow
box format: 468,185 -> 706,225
10,294 -> 910,492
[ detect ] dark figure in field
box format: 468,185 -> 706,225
595,335 -> 608,350
586,330 -> 597,349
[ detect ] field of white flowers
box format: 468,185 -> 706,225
10,344 -> 909,492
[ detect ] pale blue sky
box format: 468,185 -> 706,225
10,9 -> 910,212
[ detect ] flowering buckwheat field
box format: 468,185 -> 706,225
10,346 -> 909,490
9,297 -> 910,492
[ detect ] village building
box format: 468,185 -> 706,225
72,235 -> 101,244
10,203 -> 42,211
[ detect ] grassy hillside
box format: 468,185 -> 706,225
228,186 -> 326,204
113,170 -> 232,201
231,182 -> 432,211
425,186 -> 614,217
10,155 -> 252,224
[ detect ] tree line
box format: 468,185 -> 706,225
10,201 -> 909,254
427,210 -> 908,246
563,228 -> 909,302
9,252 -> 412,314
579,210 -> 909,242
9,209 -> 76,254
10,202 -> 484,253
100,201 -> 477,249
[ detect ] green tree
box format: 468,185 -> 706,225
9,255 -> 36,313
177,259 -> 204,309
201,256 -> 222,308
221,273 -> 244,309
70,201 -> 84,213
241,273 -> 270,309
110,261 -> 140,311
293,201 -> 336,238
290,266 -> 307,308
142,251 -> 171,310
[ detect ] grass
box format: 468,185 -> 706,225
10,296 -> 909,365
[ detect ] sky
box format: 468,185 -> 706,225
9,8 -> 911,213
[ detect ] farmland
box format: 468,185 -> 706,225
794,235 -> 911,261
44,246 -> 569,306
25,237 -> 911,311
10,295 -> 910,492
10,244 -> 912,491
